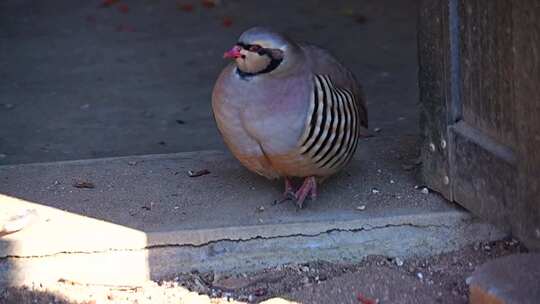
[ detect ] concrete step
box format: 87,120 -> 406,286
0,141 -> 506,286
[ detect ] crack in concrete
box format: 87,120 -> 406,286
155,222 -> 453,249
0,221 -> 454,260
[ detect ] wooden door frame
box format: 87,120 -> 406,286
418,0 -> 540,250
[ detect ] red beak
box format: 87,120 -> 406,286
223,45 -> 242,59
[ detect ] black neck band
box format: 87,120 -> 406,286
236,57 -> 283,78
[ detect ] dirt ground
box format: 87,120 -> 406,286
0,238 -> 527,304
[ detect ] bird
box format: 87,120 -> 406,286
212,27 -> 368,208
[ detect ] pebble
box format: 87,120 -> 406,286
508,238 -> 519,246
257,206 -> 265,212
253,288 -> 267,297
420,187 -> 429,194
390,179 -> 395,184
465,276 -> 472,285
374,127 -> 382,132
371,188 -> 380,194
394,257 -> 404,266
300,266 -> 310,272
301,277 -> 310,284
416,272 -> 424,280
356,205 -> 366,211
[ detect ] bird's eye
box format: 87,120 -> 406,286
249,45 -> 262,52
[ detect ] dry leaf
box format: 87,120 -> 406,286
201,0 -> 216,8
187,169 -> 210,177
101,0 -> 120,8
73,181 -> 95,189
118,3 -> 129,13
222,16 -> 233,27
177,3 -> 194,12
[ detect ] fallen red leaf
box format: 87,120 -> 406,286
357,293 -> 377,304
201,0 -> 216,8
177,3 -> 194,12
116,24 -> 135,32
117,3 -> 129,13
222,16 -> 233,27
101,0 -> 119,8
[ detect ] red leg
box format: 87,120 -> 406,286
284,177 -> 294,197
294,176 -> 317,209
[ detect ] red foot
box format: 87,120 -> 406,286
294,176 -> 317,209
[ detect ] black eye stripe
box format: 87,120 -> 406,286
237,42 -> 269,55
249,45 -> 261,51
233,42 -> 283,77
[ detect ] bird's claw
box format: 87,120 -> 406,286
273,191 -> 296,205
275,176 -> 317,209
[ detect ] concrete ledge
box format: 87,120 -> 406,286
1,206 -> 503,286
0,147 -> 506,286
148,210 -> 503,277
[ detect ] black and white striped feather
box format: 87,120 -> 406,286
298,75 -> 361,170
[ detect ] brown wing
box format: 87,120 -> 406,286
300,44 -> 368,129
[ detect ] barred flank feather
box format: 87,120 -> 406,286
299,75 -> 360,170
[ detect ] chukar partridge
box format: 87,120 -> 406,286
212,27 -> 368,208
